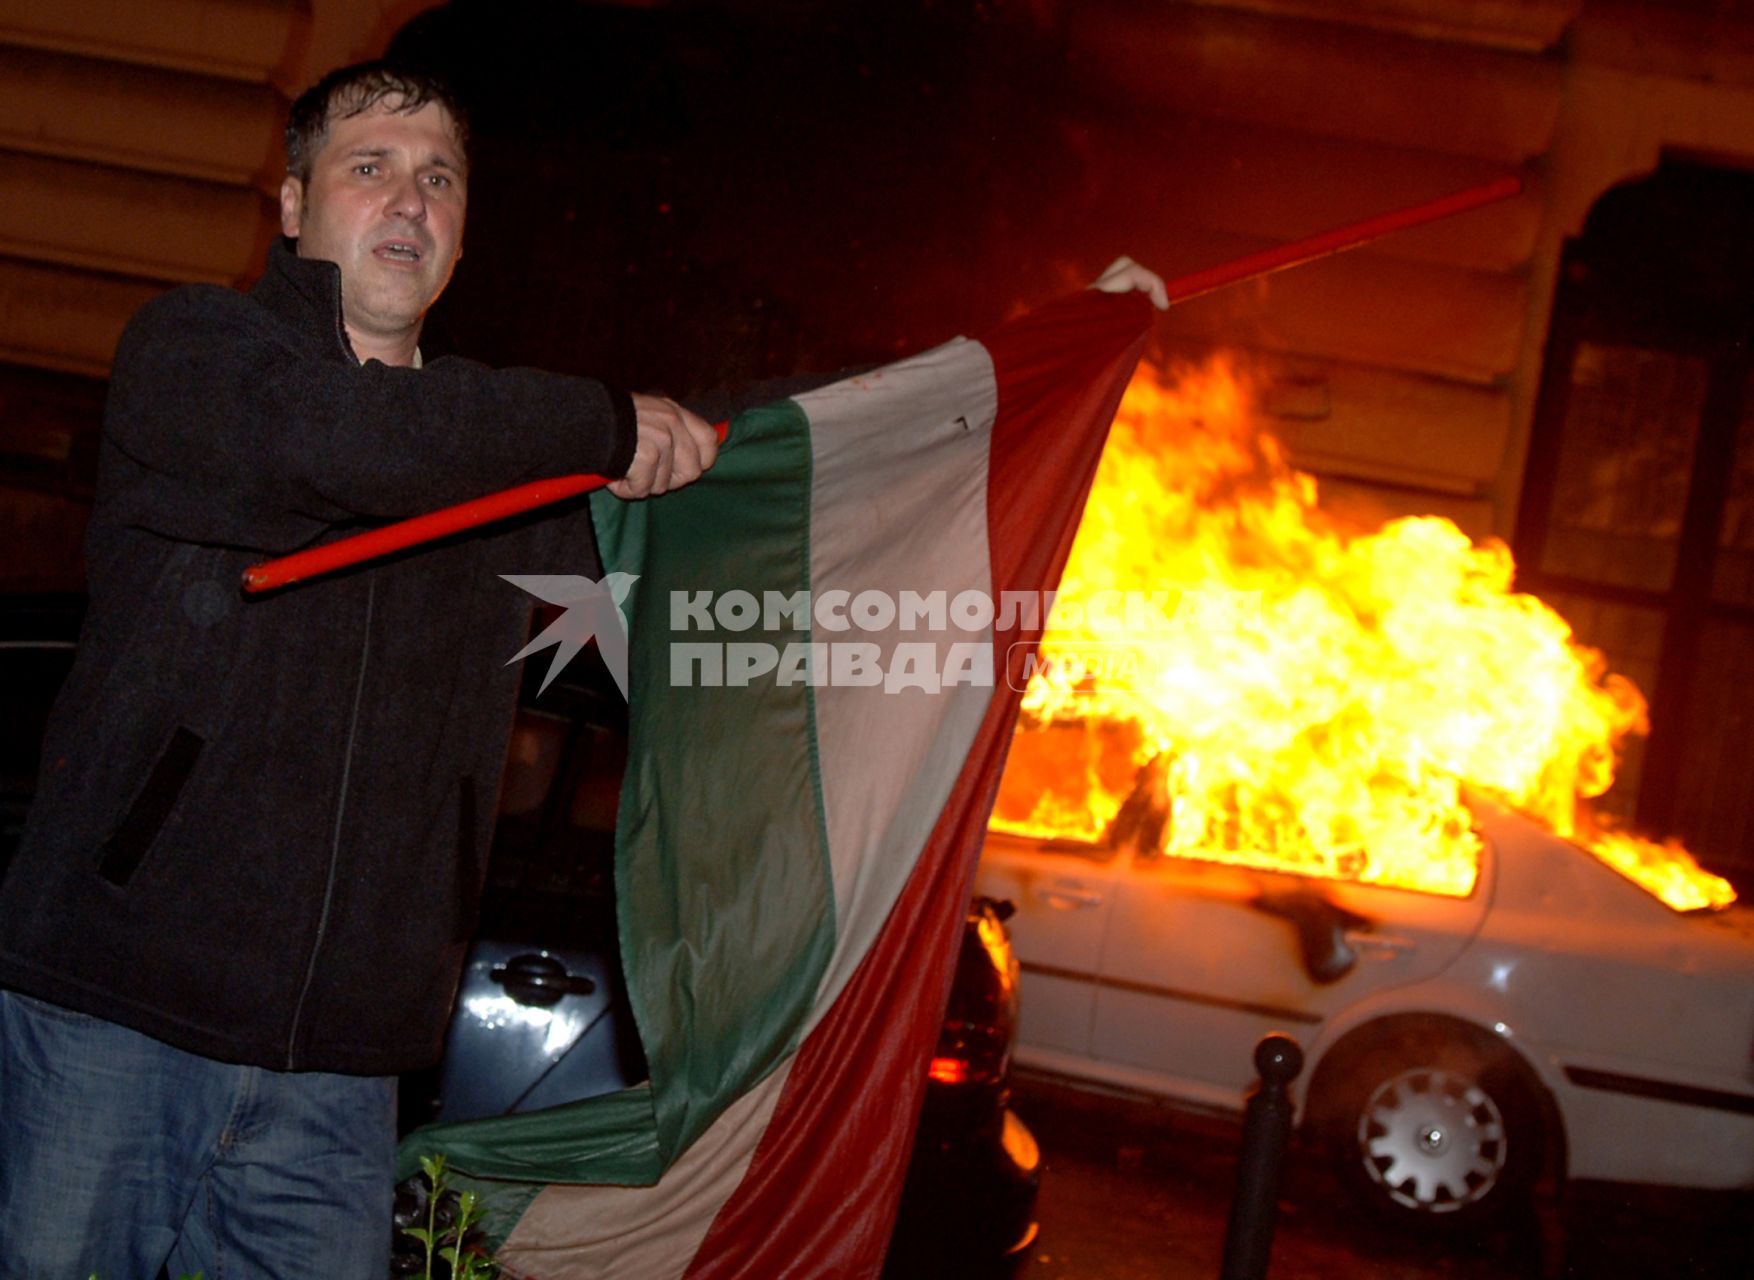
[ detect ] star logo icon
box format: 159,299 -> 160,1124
502,573 -> 639,697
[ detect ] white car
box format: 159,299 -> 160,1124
974,798 -> 1754,1228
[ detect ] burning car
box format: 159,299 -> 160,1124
971,358 -> 1753,1229
977,786 -> 1754,1228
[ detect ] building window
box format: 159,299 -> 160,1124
1515,160 -> 1754,888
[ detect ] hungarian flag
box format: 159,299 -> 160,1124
398,289 -> 1152,1278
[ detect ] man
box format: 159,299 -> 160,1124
0,62 -> 717,1279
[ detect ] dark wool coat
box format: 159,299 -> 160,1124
0,239 -> 637,1074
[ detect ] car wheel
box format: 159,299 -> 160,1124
1315,1022 -> 1544,1231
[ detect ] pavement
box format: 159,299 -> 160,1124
941,1073 -> 1754,1280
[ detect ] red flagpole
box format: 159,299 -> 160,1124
241,423 -> 729,592
242,472 -> 620,592
1157,174 -> 1522,304
242,174 -> 1521,594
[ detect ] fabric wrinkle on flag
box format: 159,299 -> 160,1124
396,289 -> 1153,1279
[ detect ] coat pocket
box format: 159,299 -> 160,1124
97,726 -> 205,886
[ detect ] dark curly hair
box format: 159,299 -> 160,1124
284,61 -> 469,184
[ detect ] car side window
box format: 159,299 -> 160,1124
476,639 -> 632,947
498,708 -> 569,822
486,706 -> 624,900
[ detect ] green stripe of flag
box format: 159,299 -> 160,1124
397,400 -> 834,1189
595,399 -> 835,1166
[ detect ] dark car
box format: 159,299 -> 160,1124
397,642 -> 1041,1272
883,897 -> 1041,1275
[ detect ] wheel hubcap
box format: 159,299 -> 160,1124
1357,1067 -> 1507,1213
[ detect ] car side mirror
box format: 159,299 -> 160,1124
977,895 -> 1016,923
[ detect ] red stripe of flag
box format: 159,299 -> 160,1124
684,292 -> 1151,1277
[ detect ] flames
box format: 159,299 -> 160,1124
991,358 -> 1735,911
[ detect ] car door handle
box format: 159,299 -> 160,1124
1038,885 -> 1103,910
491,954 -> 597,1007
1346,932 -> 1415,958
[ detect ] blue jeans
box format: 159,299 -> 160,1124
0,988 -> 395,1280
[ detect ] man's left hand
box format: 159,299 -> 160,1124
1089,255 -> 1170,310
609,394 -> 720,499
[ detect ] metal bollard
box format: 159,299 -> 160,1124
1219,1033 -> 1305,1280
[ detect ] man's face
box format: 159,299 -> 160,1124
278,97 -> 466,345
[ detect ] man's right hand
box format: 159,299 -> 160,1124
609,394 -> 720,499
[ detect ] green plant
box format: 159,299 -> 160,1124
397,1154 -> 500,1280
